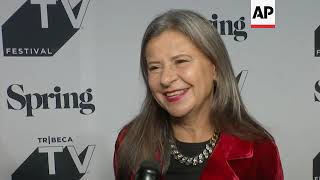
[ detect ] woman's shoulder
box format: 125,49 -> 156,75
220,131 -> 277,147
115,125 -> 131,147
219,132 -> 283,179
219,132 -> 280,159
113,125 -> 132,178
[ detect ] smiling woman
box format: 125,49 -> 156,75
146,30 -> 216,119
113,9 -> 283,180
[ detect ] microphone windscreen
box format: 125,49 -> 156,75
135,160 -> 160,180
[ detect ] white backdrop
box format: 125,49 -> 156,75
0,0 -> 319,179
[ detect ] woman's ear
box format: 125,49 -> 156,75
212,64 -> 217,80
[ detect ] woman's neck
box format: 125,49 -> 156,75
171,114 -> 214,143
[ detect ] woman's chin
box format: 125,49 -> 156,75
166,109 -> 191,119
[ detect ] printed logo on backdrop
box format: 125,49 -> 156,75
314,80 -> 320,102
1,0 -> 91,56
6,84 -> 95,117
315,25 -> 320,57
209,14 -> 247,42
251,0 -> 275,28
236,70 -> 248,92
12,136 -> 95,180
313,151 -> 320,180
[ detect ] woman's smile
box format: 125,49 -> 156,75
164,88 -> 189,103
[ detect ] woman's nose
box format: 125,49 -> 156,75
160,66 -> 178,87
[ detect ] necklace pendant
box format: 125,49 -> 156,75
172,149 -> 179,155
206,144 -> 213,153
186,158 -> 193,165
192,157 -> 199,166
198,154 -> 204,163
203,149 -> 209,158
180,157 -> 187,164
198,158 -> 204,164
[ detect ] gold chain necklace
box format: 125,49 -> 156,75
169,132 -> 219,166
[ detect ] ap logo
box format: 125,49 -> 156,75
251,0 -> 275,28
2,0 -> 90,56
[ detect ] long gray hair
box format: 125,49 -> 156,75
116,9 -> 272,179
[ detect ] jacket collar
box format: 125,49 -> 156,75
200,132 -> 253,180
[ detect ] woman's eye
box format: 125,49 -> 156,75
148,66 -> 159,71
176,59 -> 188,64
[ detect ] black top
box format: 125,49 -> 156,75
165,139 -> 210,180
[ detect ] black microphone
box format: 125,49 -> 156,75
135,160 -> 161,180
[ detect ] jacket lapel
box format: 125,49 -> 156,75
200,133 -> 253,180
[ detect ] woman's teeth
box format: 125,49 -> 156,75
166,89 -> 185,97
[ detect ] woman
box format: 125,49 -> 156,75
114,9 -> 283,180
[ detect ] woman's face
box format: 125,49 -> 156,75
145,30 -> 216,118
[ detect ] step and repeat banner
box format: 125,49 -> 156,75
0,0 -> 319,179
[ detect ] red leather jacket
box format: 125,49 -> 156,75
114,129 -> 284,180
